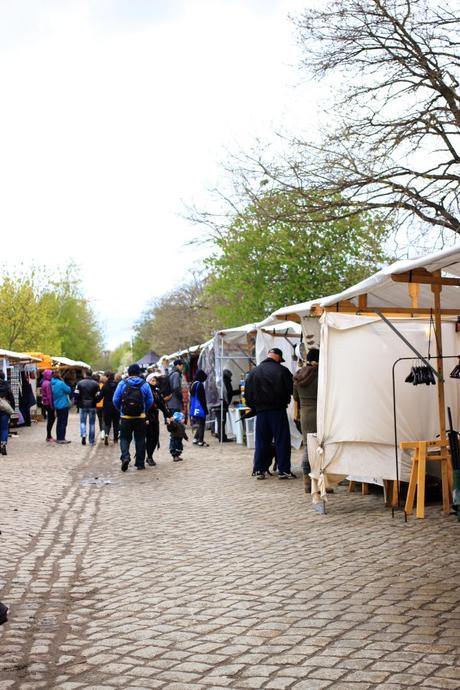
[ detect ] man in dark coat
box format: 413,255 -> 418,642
245,348 -> 295,480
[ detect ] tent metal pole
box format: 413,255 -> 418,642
431,281 -> 447,441
220,335 -> 224,445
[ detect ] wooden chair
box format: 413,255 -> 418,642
400,439 -> 452,518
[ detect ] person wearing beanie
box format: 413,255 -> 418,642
113,363 -> 153,472
75,370 -> 100,446
190,369 -> 209,447
40,369 -> 55,442
144,373 -> 172,465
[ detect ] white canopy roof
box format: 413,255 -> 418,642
0,349 -> 41,363
271,244 -> 460,319
53,356 -> 91,369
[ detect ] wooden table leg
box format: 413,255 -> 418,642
416,441 -> 427,519
405,448 -> 419,515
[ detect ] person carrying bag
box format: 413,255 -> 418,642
190,369 -> 208,447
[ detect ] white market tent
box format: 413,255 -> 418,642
52,356 -> 91,370
269,244 -> 460,501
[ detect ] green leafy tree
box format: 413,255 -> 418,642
0,270 -> 61,353
0,263 -> 103,363
203,191 -> 390,326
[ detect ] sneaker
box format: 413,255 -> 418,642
100,430 -> 105,440
255,471 -> 265,480
121,459 -> 130,472
57,440 -> 72,444
198,442 -> 209,447
81,437 -> 86,446
146,457 -> 156,466
278,472 -> 292,480
46,438 -> 56,443
104,436 -> 109,446
136,465 -> 145,470
0,443 -> 7,456
172,456 -> 183,462
192,439 -> 198,445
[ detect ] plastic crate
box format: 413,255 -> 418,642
245,416 -> 256,449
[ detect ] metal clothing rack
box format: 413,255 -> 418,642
391,354 -> 459,517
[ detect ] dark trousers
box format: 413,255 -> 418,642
104,410 -> 120,440
216,406 -> 228,441
45,405 -> 55,439
254,410 -> 291,474
145,413 -> 160,458
56,407 -> 69,442
96,408 -> 104,431
193,417 -> 205,443
120,417 -> 146,467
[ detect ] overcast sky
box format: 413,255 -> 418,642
0,0 -> 318,350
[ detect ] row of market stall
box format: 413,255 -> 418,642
0,350 -> 90,424
164,244 -> 460,516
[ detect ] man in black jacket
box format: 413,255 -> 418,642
75,371 -> 100,446
245,348 -> 295,480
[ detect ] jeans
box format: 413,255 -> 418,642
104,410 -> 120,440
80,408 -> 96,444
56,407 -> 69,441
45,405 -> 55,439
120,417 -> 146,467
0,412 -> 9,443
254,409 -> 291,474
169,435 -> 183,457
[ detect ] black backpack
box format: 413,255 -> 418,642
121,380 -> 144,416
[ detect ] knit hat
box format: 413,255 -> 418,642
127,363 -> 141,376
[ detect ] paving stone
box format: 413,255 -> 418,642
1,416 -> 459,689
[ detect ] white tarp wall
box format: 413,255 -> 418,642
255,321 -> 303,448
311,313 -> 460,489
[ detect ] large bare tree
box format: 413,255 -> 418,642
226,0 -> 460,248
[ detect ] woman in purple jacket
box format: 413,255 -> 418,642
41,370 -> 56,442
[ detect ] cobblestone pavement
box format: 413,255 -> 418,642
1,414 -> 460,690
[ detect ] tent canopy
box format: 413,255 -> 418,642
271,244 -> 460,320
136,351 -> 159,367
0,349 -> 41,363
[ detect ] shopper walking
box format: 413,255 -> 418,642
145,373 -> 171,465
245,348 -> 295,480
51,371 -> 72,444
75,371 -> 100,445
98,371 -> 120,445
190,369 -> 208,447
0,371 -> 15,455
41,369 -> 56,442
113,364 -> 153,471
